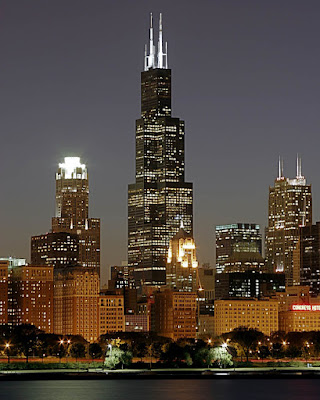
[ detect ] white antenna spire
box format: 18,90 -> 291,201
157,13 -> 163,68
165,41 -> 168,68
180,219 -> 184,229
144,13 -> 168,71
296,154 -> 302,178
278,156 -> 283,180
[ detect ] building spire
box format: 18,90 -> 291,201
144,13 -> 168,71
296,154 -> 302,178
277,156 -> 284,180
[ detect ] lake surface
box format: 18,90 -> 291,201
0,379 -> 319,400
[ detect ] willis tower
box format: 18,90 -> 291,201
128,14 -> 193,286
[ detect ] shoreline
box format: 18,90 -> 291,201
1,368 -> 320,380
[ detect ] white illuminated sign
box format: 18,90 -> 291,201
292,304 -> 320,311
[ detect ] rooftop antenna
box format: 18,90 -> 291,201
278,156 -> 284,180
296,154 -> 302,178
157,13 -> 163,68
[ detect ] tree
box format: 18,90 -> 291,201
227,327 -> 264,362
211,347 -> 233,368
89,343 -> 103,361
70,342 -> 86,361
12,324 -> 42,363
104,346 -> 132,369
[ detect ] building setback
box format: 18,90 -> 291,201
128,14 -> 193,286
52,157 -> 100,273
166,226 -> 198,292
31,232 -> 79,269
266,157 -> 312,285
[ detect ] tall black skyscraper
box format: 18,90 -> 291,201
128,14 -> 193,286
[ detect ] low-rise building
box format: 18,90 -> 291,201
214,299 -> 278,336
99,294 -> 125,336
279,304 -> 320,332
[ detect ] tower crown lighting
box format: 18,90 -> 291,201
58,157 -> 87,180
144,13 -> 168,71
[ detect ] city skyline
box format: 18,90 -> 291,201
2,1 -> 320,281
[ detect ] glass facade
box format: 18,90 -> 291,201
128,30 -> 193,286
215,223 -> 264,274
266,172 -> 312,285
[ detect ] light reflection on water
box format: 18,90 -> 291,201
0,379 -> 320,400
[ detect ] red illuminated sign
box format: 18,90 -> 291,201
292,304 -> 320,311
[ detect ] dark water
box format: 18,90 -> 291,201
0,379 -> 319,400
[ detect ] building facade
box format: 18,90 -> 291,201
215,271 -> 285,299
8,264 -> 54,333
51,157 -> 100,272
214,299 -> 279,336
296,222 -> 320,296
266,158 -> 312,285
99,294 -> 125,335
31,232 -> 79,269
128,14 -> 193,286
216,224 -> 264,274
154,289 -> 197,340
53,267 -> 99,342
0,261 -> 8,324
166,226 -> 198,292
279,305 -> 320,333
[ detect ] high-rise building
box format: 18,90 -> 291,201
215,271 -> 285,299
154,289 -> 197,340
51,157 -> 100,272
53,266 -> 99,342
8,264 -> 54,333
31,232 -> 79,268
215,223 -> 264,274
266,157 -> 312,285
166,225 -> 198,292
128,14 -> 193,286
99,294 -> 125,336
0,261 -> 8,324
295,222 -> 320,296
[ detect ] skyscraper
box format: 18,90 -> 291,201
51,157 -> 100,272
166,225 -> 198,292
215,223 -> 264,274
128,14 -> 193,286
266,157 -> 312,285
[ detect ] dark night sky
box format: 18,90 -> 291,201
1,0 -> 320,284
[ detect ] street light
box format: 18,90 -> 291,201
5,343 -> 10,364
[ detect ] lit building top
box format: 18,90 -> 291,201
57,157 -> 87,180
0,257 -> 26,268
144,13 -> 168,71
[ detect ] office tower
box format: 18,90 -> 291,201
215,271 -> 285,299
154,290 -> 197,340
215,223 -> 264,274
53,266 -> 99,342
31,232 -> 79,268
51,157 -> 100,272
166,225 -> 198,292
296,222 -> 320,296
128,14 -> 193,286
266,157 -> 312,285
8,264 -> 54,332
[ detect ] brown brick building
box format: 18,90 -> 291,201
154,290 -> 197,340
53,267 -> 99,342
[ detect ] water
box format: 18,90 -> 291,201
0,379 -> 319,400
